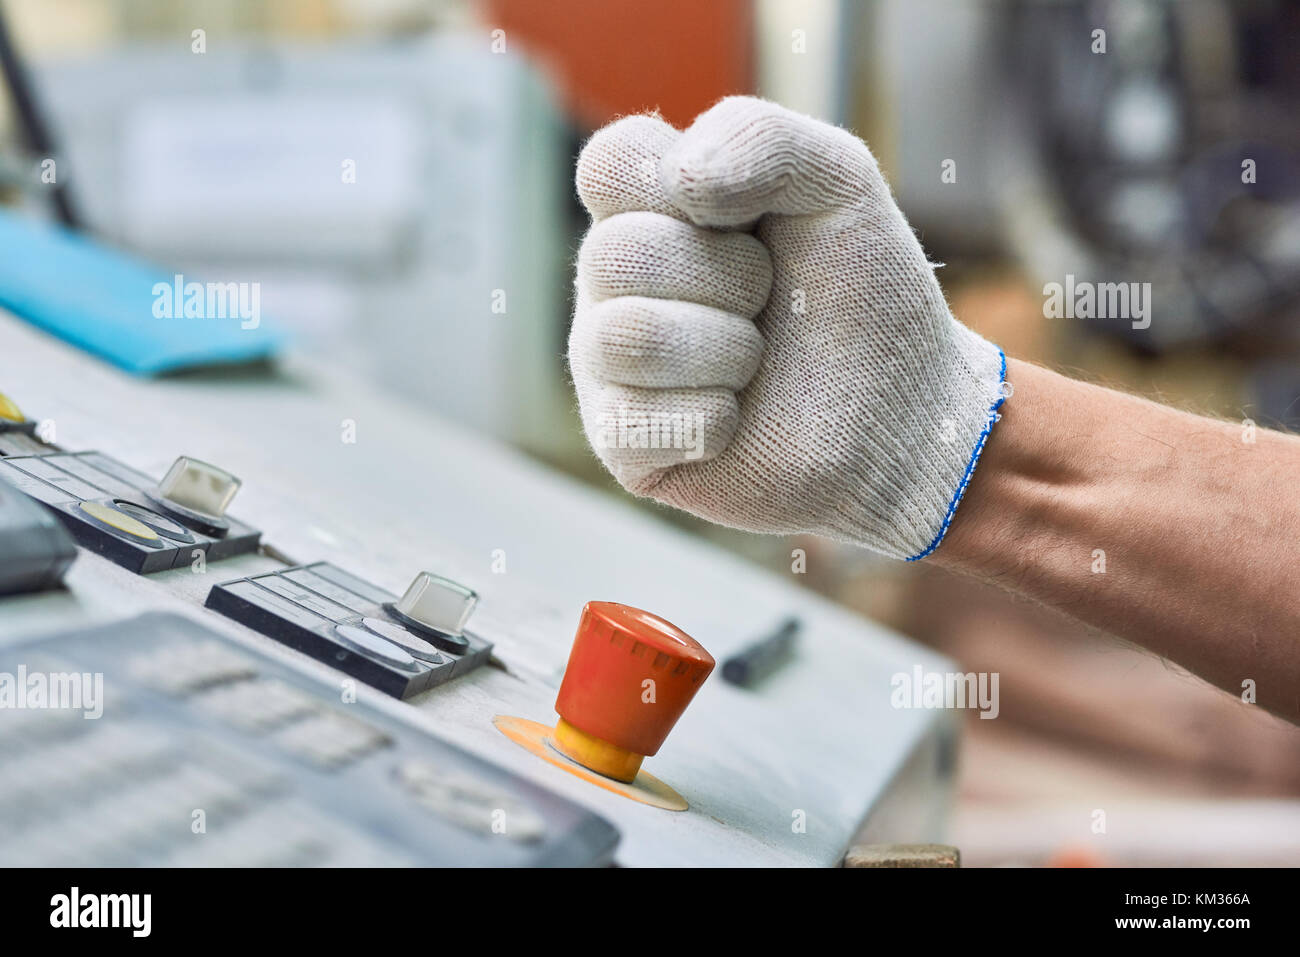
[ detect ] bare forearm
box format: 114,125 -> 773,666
933,358 -> 1300,722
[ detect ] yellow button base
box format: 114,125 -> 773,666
78,501 -> 160,542
0,391 -> 24,423
552,718 -> 644,783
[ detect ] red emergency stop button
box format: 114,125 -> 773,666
553,601 -> 714,782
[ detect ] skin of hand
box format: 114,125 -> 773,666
934,359 -> 1300,725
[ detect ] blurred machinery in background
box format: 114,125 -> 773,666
884,0 -> 1300,425
21,34 -> 574,456
1002,0 -> 1300,357
484,0 -> 856,132
484,0 -> 755,130
0,0 -> 862,467
5,0 -> 1299,437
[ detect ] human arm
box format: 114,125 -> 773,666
933,358 -> 1300,722
567,97 -> 1300,723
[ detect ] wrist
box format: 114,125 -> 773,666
926,357 -> 1300,719
894,321 -> 1007,562
928,358 -> 1100,578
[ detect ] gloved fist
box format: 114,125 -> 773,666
568,97 -> 1007,560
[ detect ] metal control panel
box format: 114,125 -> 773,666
0,451 -> 259,574
0,311 -> 958,866
207,563 -> 493,699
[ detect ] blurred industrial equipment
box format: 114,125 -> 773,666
882,0 -> 1300,424
21,34 -> 574,455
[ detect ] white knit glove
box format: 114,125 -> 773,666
568,97 -> 1007,560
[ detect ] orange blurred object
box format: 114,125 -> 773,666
553,601 -> 715,781
1047,846 -> 1107,868
483,0 -> 754,129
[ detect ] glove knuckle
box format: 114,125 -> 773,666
578,298 -> 762,391
585,384 -> 739,474
577,212 -> 772,316
577,114 -> 682,220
